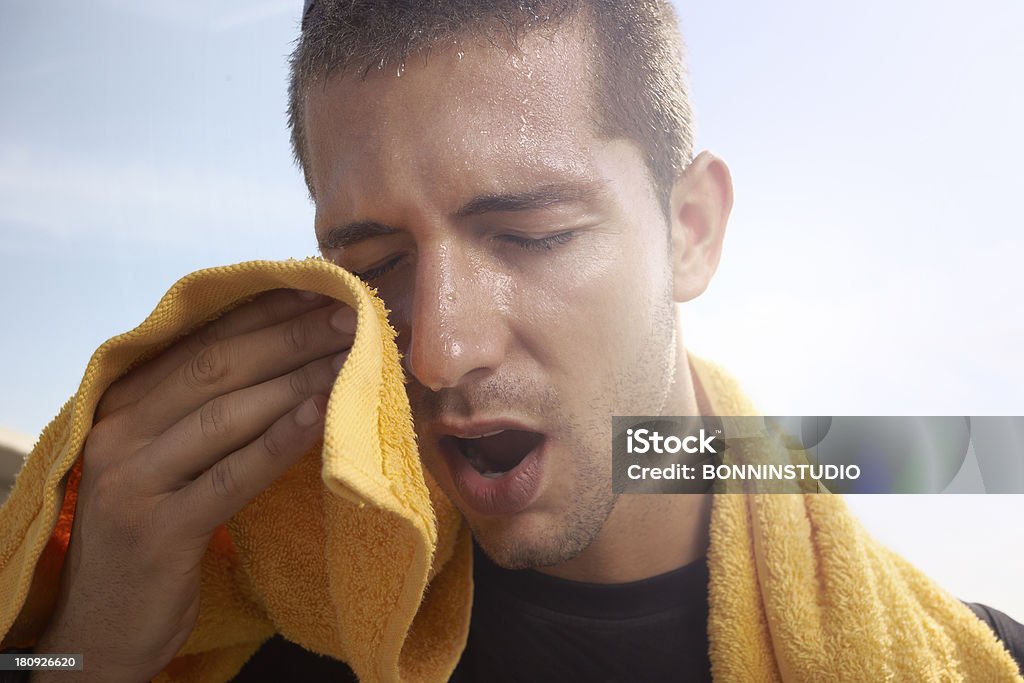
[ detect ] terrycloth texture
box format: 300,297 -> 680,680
0,259 -> 472,683
1,259 -> 1020,682
695,361 -> 1024,682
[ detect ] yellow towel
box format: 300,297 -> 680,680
0,259 -> 471,682
2,259 -> 1020,682
695,361 -> 1023,682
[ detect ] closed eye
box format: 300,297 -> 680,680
352,255 -> 404,281
498,231 -> 576,251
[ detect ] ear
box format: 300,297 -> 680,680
669,151 -> 733,302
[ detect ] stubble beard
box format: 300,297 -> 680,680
410,285 -> 679,572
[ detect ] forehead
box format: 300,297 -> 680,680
301,24 -> 606,211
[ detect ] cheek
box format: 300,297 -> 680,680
515,236 -> 669,371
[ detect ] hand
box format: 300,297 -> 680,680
33,289 -> 355,682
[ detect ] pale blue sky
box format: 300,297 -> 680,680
1,2 -> 1022,614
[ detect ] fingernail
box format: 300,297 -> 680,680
330,307 -> 357,334
295,397 -> 323,427
332,351 -> 349,372
296,289 -> 320,301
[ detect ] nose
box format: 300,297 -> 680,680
401,243 -> 507,391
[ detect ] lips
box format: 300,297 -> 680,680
437,426 -> 547,516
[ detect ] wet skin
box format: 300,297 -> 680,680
304,25 -> 731,581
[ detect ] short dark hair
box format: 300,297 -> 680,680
288,0 -> 694,215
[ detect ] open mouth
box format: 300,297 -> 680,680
442,430 -> 545,479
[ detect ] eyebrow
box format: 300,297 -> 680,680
318,181 -> 604,251
454,182 -> 604,218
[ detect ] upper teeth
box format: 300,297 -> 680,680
462,430 -> 505,439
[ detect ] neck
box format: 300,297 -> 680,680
537,336 -> 714,584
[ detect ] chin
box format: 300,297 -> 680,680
471,525 -> 583,571
462,496 -> 616,571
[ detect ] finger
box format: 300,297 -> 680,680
166,394 -> 329,540
132,351 -> 347,492
128,303 -> 356,438
97,289 -> 332,419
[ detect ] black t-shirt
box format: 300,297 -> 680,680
449,544 -> 712,682
232,549 -> 1024,682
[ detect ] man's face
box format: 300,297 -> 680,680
304,25 -> 680,569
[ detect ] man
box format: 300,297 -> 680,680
27,1 -> 1023,681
